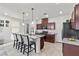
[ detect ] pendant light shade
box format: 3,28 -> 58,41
43,13 -> 48,18
22,23 -> 25,26
31,8 -> 34,24
22,12 -> 25,26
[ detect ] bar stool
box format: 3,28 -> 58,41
17,34 -> 24,52
21,35 -> 36,56
13,33 -> 18,49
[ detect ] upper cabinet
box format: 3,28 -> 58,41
37,24 -> 42,29
42,18 -> 48,25
37,18 -> 55,30
75,4 -> 79,30
71,4 -> 79,30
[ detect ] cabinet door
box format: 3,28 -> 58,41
75,5 -> 79,30
37,24 -> 42,29
70,11 -> 76,29
42,18 -> 48,25
63,43 -> 79,56
70,4 -> 79,30
47,23 -> 55,30
40,37 -> 44,49
45,34 -> 55,43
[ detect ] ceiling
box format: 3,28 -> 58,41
0,3 -> 75,21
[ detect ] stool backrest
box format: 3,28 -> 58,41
27,35 -> 30,45
17,34 -> 22,42
21,35 -> 29,45
13,33 -> 18,41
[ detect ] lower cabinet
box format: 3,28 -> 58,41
40,36 -> 45,49
38,34 -> 55,50
63,43 -> 79,56
45,34 -> 55,43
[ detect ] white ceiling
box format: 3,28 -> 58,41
0,3 -> 75,21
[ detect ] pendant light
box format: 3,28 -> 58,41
43,13 -> 48,18
31,8 -> 34,24
22,12 -> 25,26
21,12 -> 25,34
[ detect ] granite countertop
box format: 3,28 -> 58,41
14,33 -> 45,39
29,34 -> 45,39
62,38 -> 79,46
19,33 -> 45,39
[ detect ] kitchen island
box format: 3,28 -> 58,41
62,38 -> 79,56
19,33 -> 45,53
29,34 -> 45,53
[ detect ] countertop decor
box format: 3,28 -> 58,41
62,38 -> 79,46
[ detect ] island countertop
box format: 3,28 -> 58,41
16,33 -> 45,39
26,34 -> 45,40
62,38 -> 79,46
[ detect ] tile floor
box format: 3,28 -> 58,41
0,42 -> 63,56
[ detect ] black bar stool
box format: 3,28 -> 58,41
17,34 -> 24,52
13,33 -> 18,49
21,35 -> 36,56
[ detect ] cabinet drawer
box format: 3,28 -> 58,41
45,34 -> 55,43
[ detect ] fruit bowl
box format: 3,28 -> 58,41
69,38 -> 75,41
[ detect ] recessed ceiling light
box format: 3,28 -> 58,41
43,13 -> 48,18
25,13 -> 29,16
45,14 -> 48,17
22,23 -> 25,26
31,21 -> 34,24
36,17 -> 38,19
4,12 -> 8,16
59,11 -> 63,14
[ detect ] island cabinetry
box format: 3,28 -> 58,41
40,36 -> 45,49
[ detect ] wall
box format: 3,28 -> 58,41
0,15 -> 21,42
36,15 -> 71,42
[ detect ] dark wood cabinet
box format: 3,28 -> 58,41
37,24 -> 42,29
47,23 -> 55,30
42,18 -> 48,29
63,43 -> 79,56
36,18 -> 55,30
71,4 -> 79,30
40,34 -> 55,50
36,17 -> 55,43
75,4 -> 79,30
42,18 -> 48,25
45,34 -> 55,43
40,36 -> 45,49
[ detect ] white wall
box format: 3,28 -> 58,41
0,15 -> 21,42
36,15 -> 71,42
